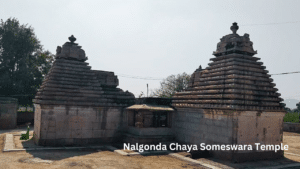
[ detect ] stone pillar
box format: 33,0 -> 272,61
0,97 -> 18,129
135,112 -> 144,128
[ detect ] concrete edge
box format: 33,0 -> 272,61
3,134 -> 14,151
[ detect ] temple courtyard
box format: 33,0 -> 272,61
0,125 -> 300,169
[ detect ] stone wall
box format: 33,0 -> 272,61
34,104 -> 125,146
0,97 -> 18,129
172,108 -> 285,162
283,122 -> 300,133
172,108 -> 233,145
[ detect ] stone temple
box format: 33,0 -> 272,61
33,23 -> 287,163
33,35 -> 135,146
172,22 -> 286,162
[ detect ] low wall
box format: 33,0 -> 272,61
34,104 -> 126,146
0,97 -> 18,129
283,122 -> 300,133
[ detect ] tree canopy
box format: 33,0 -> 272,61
0,18 -> 54,106
150,72 -> 190,98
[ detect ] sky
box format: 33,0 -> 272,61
1,0 -> 300,108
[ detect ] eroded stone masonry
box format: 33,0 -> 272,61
172,22 -> 286,162
33,35 -> 135,146
33,23 -> 287,163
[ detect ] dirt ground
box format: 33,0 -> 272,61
1,128 -> 300,169
0,129 -> 207,169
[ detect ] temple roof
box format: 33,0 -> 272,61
172,23 -> 285,111
33,35 -> 135,107
213,22 -> 257,56
126,104 -> 174,111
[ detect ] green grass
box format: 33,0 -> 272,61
283,112 -> 300,123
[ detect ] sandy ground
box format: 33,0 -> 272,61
0,127 -> 207,169
1,126 -> 300,169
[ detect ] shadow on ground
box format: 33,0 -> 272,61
22,148 -> 99,161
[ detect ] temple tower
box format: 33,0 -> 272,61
172,23 -> 286,162
33,35 -> 135,146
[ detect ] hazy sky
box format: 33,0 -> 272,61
1,0 -> 300,107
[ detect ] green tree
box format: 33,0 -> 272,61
0,18 -> 54,106
284,107 -> 291,113
296,102 -> 300,111
150,72 -> 190,98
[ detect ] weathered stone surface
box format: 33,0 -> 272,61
0,97 -> 18,129
34,35 -> 135,107
173,23 -> 285,111
33,35 -> 135,146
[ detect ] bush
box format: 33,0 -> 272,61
283,112 -> 300,123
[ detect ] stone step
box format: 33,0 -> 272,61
199,70 -> 270,78
208,57 -> 263,66
43,79 -> 101,87
185,84 -> 278,92
33,99 -> 128,107
35,95 -> 114,102
207,61 -> 266,70
174,89 -> 280,96
196,74 -> 273,83
206,65 -> 268,74
193,79 -> 276,87
172,99 -> 280,106
173,94 -> 283,102
54,58 -> 90,66
172,103 -> 284,110
45,72 -> 98,80
210,54 -> 260,61
49,69 -> 95,76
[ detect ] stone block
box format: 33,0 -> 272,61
48,126 -> 56,132
81,119 -> 93,130
106,122 -> 120,130
56,130 -> 72,139
213,120 -> 227,127
72,129 -> 82,138
104,130 -> 117,137
199,125 -> 208,132
81,130 -> 93,138
92,122 -> 101,130
221,127 -> 232,137
48,120 -> 56,127
92,130 -> 104,138
46,132 -> 56,139
205,119 -> 213,126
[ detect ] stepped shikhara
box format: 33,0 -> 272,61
170,23 -> 286,163
173,22 -> 284,111
33,35 -> 135,146
34,35 -> 135,107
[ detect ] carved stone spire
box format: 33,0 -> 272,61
68,35 -> 76,44
55,35 -> 87,61
230,22 -> 239,34
213,22 -> 257,56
